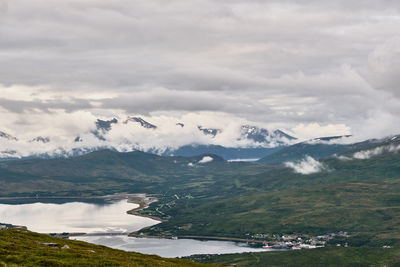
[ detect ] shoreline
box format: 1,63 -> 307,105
128,233 -> 266,244
126,194 -> 166,223
1,194 -> 263,246
0,192 -> 138,200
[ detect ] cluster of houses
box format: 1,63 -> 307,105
250,231 -> 349,250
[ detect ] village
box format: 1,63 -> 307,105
248,231 -> 350,250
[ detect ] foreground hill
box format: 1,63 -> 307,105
0,228 -> 213,267
187,247 -> 400,267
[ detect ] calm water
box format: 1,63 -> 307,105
74,235 -> 267,258
0,198 -> 267,257
0,199 -> 157,233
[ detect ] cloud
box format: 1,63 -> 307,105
291,123 -> 351,140
353,144 -> 400,160
198,156 -> 214,164
366,37 -> 400,98
353,146 -> 386,160
285,156 -> 327,175
1,0 -> 400,145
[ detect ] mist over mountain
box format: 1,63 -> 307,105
0,116 -> 298,160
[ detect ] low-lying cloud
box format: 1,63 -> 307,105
284,156 -> 327,175
353,144 -> 400,160
198,156 -> 214,164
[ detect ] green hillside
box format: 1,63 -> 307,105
0,150 -> 234,197
2,136 -> 400,250
141,178 -> 400,245
187,247 -> 400,267
257,137 -> 380,164
0,228 -> 214,267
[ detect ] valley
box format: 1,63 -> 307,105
1,134 -> 400,265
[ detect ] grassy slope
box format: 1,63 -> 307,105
140,150 -> 400,243
2,142 -> 400,244
142,178 -> 400,244
0,229 -> 215,267
257,135 -> 400,164
0,150 -> 233,197
187,247 -> 400,267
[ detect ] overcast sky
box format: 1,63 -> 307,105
1,0 -> 400,145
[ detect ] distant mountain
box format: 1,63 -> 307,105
92,118 -> 118,141
95,118 -> 118,132
159,126 -> 295,160
124,117 -> 157,129
0,118 -> 297,160
29,136 -> 50,143
240,125 -> 296,144
257,135 -> 383,164
0,131 -> 17,141
197,126 -> 220,137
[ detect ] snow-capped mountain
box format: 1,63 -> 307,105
124,117 -> 157,129
197,126 -> 221,137
240,125 -> 296,144
0,117 -> 297,160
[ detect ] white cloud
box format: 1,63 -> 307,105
334,155 -> 352,161
291,123 -> 351,141
366,37 -> 400,98
353,144 -> 400,160
284,156 -> 327,175
1,0 -> 400,148
198,156 -> 214,164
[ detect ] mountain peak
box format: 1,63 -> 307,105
124,117 -> 157,129
30,136 -> 50,143
95,118 -> 118,132
198,126 -> 221,137
0,131 -> 18,141
240,125 -> 296,144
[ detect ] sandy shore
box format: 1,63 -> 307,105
126,194 -> 166,223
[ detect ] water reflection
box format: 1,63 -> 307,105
74,235 -> 267,258
0,199 -> 159,233
0,198 -> 269,257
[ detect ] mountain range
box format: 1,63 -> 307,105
0,117 -> 297,160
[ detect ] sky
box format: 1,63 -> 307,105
1,0 -> 400,152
